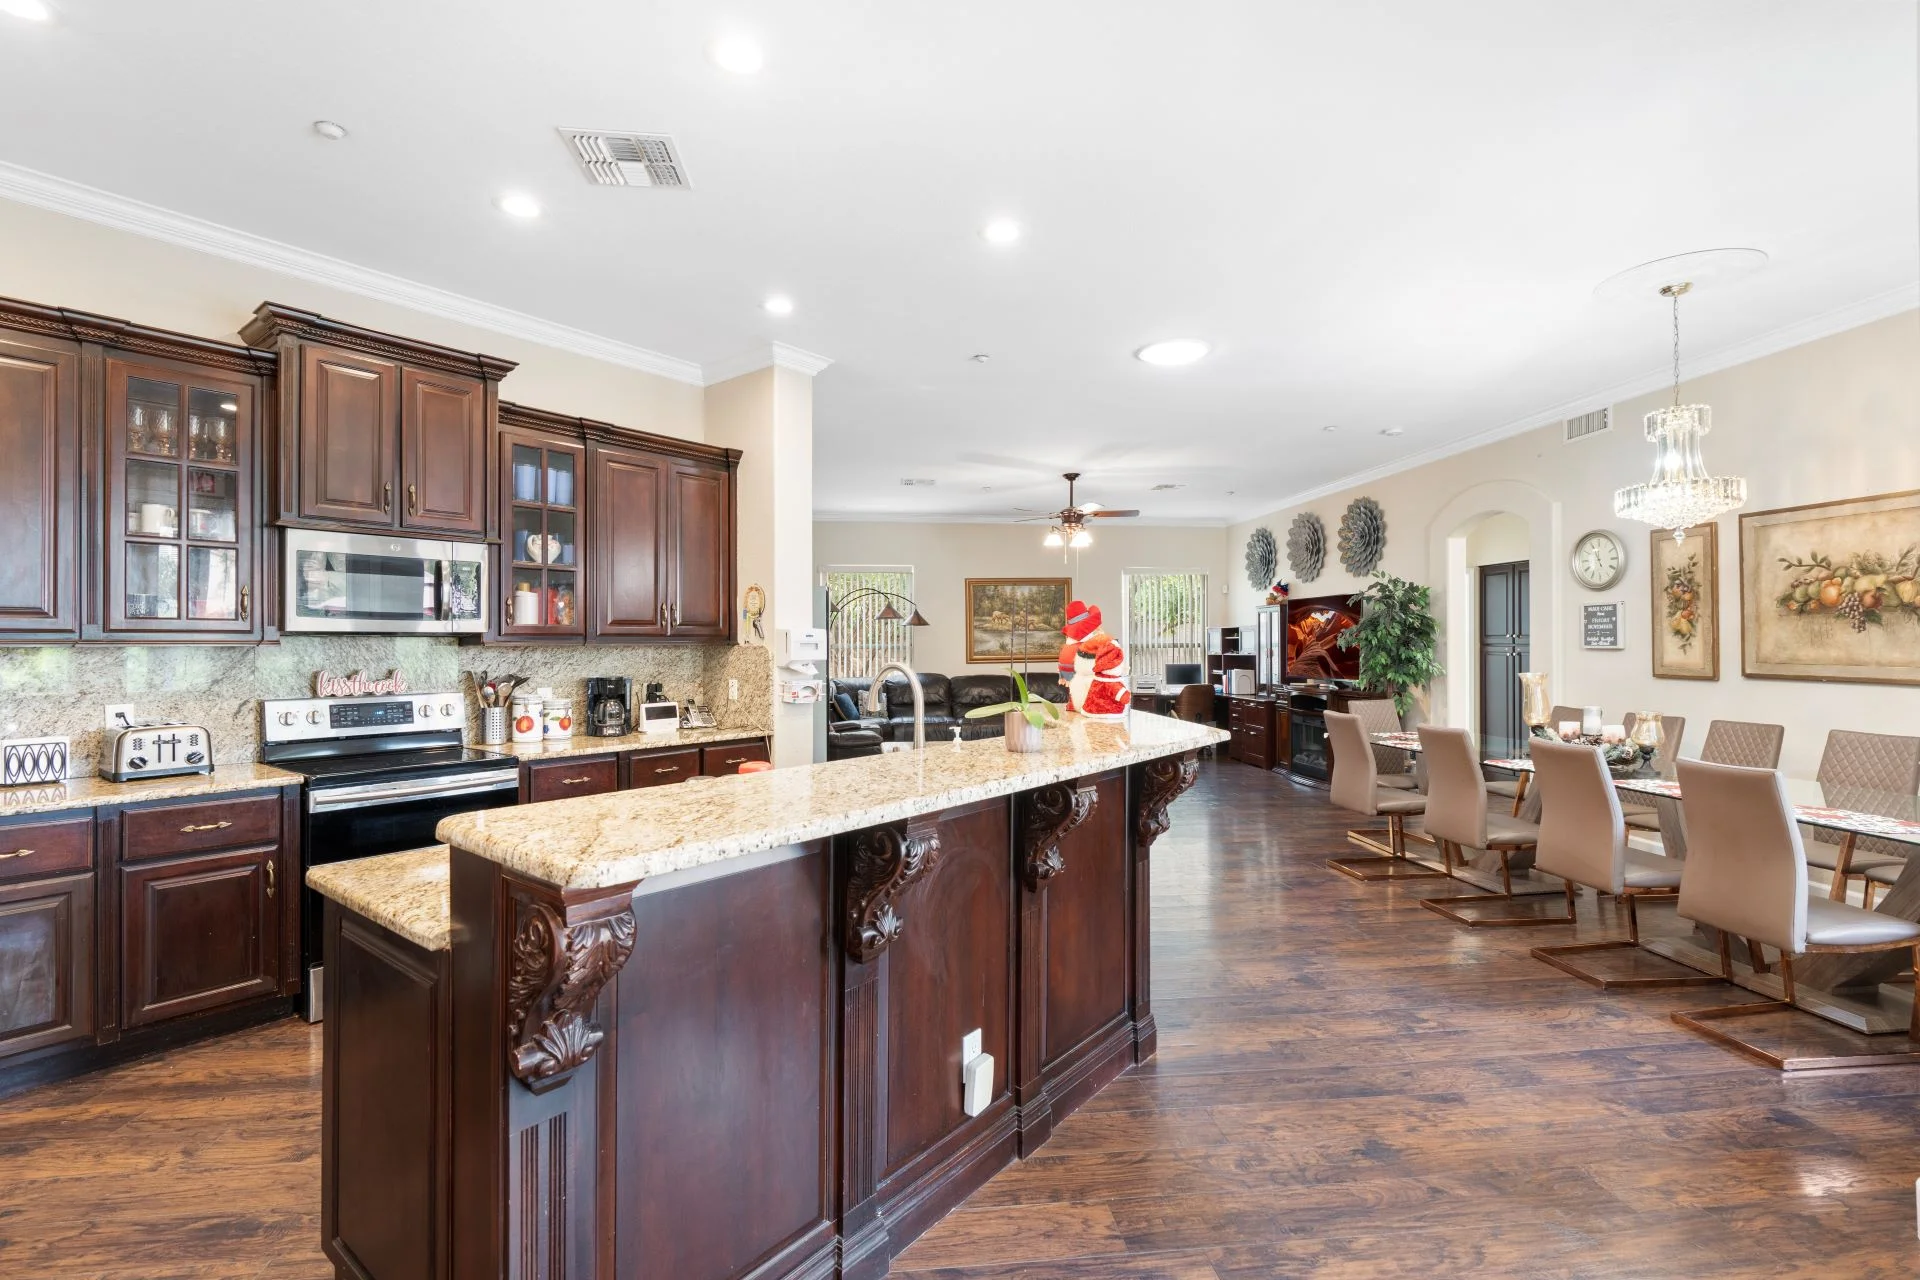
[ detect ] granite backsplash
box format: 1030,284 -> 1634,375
0,638 -> 773,776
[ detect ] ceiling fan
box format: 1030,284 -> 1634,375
1017,472 -> 1139,548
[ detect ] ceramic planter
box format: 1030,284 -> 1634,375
1004,710 -> 1045,753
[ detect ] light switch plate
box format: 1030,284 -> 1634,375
961,1028 -> 982,1063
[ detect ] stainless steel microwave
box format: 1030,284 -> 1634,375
282,529 -> 487,634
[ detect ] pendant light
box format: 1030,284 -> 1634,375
1613,282 -> 1746,542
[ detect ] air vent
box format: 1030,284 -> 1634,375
558,129 -> 690,188
1564,408 -> 1611,442
899,478 -> 936,487
1151,483 -> 1183,491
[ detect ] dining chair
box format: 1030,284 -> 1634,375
1324,711 -> 1441,882
1168,685 -> 1219,757
1803,730 -> 1920,904
1524,739 -> 1717,989
1618,713 -> 1687,831
1624,719 -> 1786,854
1490,704 -> 1588,813
1416,725 -> 1569,927
1346,697 -> 1417,789
1670,757 -> 1920,1070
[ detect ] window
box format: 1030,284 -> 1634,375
824,566 -> 915,681
1122,571 -> 1206,683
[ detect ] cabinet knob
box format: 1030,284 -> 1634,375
265,859 -> 275,898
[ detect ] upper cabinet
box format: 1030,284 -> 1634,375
0,322 -> 80,641
240,304 -> 512,539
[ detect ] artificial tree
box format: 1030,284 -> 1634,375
1338,572 -> 1442,717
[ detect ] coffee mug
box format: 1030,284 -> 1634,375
138,503 -> 175,536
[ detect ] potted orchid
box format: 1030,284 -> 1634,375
963,667 -> 1061,753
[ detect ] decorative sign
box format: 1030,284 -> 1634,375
1582,602 -> 1624,650
314,669 -> 410,698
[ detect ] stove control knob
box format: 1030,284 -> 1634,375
440,702 -> 455,717
306,710 -> 323,725
419,705 -> 433,719
277,712 -> 297,726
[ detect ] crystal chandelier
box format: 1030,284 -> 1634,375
1613,281 -> 1746,543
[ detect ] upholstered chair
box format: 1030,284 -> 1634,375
1524,740 -> 1713,989
1618,713 -> 1687,830
1323,711 -> 1439,882
1345,697 -> 1416,789
1417,725 -> 1563,927
1671,758 -> 1920,1066
1802,730 -> 1920,904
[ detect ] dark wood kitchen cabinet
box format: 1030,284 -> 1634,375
0,813 -> 96,1064
496,409 -> 585,640
0,318 -> 81,641
241,304 -> 513,537
666,457 -> 734,639
588,437 -> 671,640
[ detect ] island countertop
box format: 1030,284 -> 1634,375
437,710 -> 1225,890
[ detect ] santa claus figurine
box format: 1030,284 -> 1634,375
1059,598 -> 1132,718
1080,637 -> 1132,719
1058,599 -> 1108,678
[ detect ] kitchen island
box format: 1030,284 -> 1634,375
312,711 -> 1222,1280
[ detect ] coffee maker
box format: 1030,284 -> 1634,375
585,677 -> 633,737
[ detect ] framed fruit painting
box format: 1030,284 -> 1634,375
1740,490 -> 1920,686
1651,523 -> 1718,680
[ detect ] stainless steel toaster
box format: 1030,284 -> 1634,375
99,722 -> 215,783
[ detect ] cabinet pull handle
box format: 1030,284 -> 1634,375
181,821 -> 232,833
723,756 -> 746,765
672,600 -> 681,626
383,482 -> 393,511
0,849 -> 33,860
560,775 -> 593,785
408,483 -> 418,514
653,765 -> 680,774
265,860 -> 275,898
239,585 -> 250,622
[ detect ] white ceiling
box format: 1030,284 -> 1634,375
0,1 -> 1914,524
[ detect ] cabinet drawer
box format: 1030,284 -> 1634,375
122,793 -> 282,862
628,749 -> 701,788
702,740 -> 769,776
524,756 -> 620,804
0,814 -> 91,883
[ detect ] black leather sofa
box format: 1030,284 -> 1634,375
828,671 -> 1071,749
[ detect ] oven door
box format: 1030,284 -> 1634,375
283,529 -> 486,634
300,766 -> 520,1019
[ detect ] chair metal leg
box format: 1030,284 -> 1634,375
1746,938 -> 1770,975
1530,888 -> 1720,989
1779,953 -> 1796,1005
1420,842 -> 1573,929
1326,812 -> 1447,882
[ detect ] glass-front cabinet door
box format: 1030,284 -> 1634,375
104,357 -> 259,639
498,428 -> 584,639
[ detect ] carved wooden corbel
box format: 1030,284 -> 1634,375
1020,781 -> 1098,889
845,814 -> 943,962
504,888 -> 636,1092
1134,752 -> 1200,852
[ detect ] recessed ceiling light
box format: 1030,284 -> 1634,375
981,218 -> 1022,246
312,120 -> 349,141
708,34 -> 765,74
493,191 -> 541,219
0,0 -> 52,21
970,353 -> 991,363
1322,424 -> 1341,432
1135,339 -> 1210,367
762,295 -> 795,316
1380,427 -> 1404,437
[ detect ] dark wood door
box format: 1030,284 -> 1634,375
400,368 -> 486,536
666,460 -> 731,639
587,441 -> 668,640
298,344 -> 398,527
0,872 -> 94,1060
101,356 -> 262,639
1478,560 -> 1531,759
121,846 -> 281,1028
0,329 -> 79,639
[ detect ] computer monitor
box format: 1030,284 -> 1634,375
1164,662 -> 1203,686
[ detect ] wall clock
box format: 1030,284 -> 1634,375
1570,529 -> 1628,591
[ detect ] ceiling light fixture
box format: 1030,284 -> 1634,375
1613,281 -> 1746,542
980,218 -> 1021,246
1069,528 -> 1093,549
493,191 -> 542,219
708,34 -> 765,74
0,0 -> 52,21
312,120 -> 349,141
762,294 -> 795,316
1043,528 -> 1065,549
970,353 -> 991,363
1321,424 -> 1340,433
1134,339 -> 1209,367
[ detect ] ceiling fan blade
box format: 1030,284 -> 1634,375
1089,509 -> 1140,518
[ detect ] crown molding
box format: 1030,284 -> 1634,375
0,160 -> 708,385
703,341 -> 835,385
1228,283 -> 1920,525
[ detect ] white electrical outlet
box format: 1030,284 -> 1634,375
728,678 -> 739,702
103,704 -> 135,731
961,1028 -> 982,1063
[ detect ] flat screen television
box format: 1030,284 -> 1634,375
1285,593 -> 1361,682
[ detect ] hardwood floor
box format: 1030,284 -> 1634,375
5,760 -> 1920,1277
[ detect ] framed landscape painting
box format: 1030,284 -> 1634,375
964,578 -> 1071,663
1740,490 -> 1920,686
1650,523 -> 1719,680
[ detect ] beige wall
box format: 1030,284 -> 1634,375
0,197 -> 704,434
1227,309 -> 1920,778
813,521 -> 1229,677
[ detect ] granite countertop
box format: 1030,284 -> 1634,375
306,845 -> 450,952
481,724 -> 769,761
440,711 -> 1226,891
0,762 -> 305,818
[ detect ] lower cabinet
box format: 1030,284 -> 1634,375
701,740 -> 769,776
626,747 -> 701,788
121,845 -> 282,1029
0,871 -> 95,1060
523,755 -> 620,803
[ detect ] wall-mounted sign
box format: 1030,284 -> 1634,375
314,669 -> 411,698
1582,602 -> 1624,650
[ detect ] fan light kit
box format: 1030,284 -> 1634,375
1134,339 -> 1210,367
